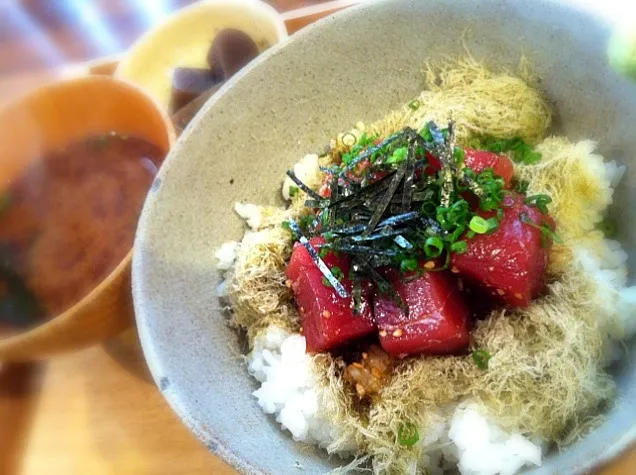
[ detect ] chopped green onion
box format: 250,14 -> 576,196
298,215 -> 315,229
397,422 -> 419,447
408,99 -> 421,111
288,186 -> 299,198
450,240 -> 468,254
319,248 -> 329,258
342,132 -> 357,147
400,257 -> 419,273
322,266 -> 344,287
514,179 -> 530,194
486,217 -> 500,233
597,218 -> 618,238
524,194 -> 552,214
421,200 -> 437,216
424,237 -> 444,258
453,147 -> 465,166
469,216 -> 490,234
386,146 -> 409,165
468,136 -> 542,165
520,213 -> 563,246
418,123 -> 433,142
472,349 -> 491,370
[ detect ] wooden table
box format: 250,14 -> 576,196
0,1 -> 634,474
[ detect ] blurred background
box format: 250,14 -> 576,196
0,0 -> 333,104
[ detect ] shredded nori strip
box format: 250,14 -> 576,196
401,142 -> 417,212
286,169 -> 323,201
394,235 -> 413,249
327,171 -> 395,209
351,263 -> 363,315
328,177 -> 339,227
363,161 -> 408,236
377,211 -> 420,228
338,130 -> 403,177
354,257 -> 407,315
287,220 -> 349,298
321,243 -> 402,257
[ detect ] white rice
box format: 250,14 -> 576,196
248,327 -> 543,475
247,326 -> 357,454
281,153 -> 321,200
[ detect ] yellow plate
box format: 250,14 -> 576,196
115,0 -> 288,110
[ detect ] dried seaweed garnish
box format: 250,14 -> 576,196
363,161 -> 408,237
354,257 -> 407,315
351,266 -> 363,315
401,141 -> 417,212
287,220 -> 349,298
284,121 -> 552,305
394,235 -> 413,249
286,169 -> 323,201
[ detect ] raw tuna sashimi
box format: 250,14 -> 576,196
286,238 -> 376,352
424,149 -> 513,187
451,192 -> 554,307
373,267 -> 470,356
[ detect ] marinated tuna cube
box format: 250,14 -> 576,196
451,192 -> 554,307
374,268 -> 470,356
286,238 -> 375,353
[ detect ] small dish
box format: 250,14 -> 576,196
115,0 -> 288,110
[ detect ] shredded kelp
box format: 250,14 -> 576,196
516,138 -> 621,274
228,226 -> 299,342
353,57 -> 552,148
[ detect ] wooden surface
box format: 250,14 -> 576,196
0,1 -> 634,474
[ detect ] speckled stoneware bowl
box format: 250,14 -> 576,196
133,0 -> 636,473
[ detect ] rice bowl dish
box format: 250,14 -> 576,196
215,58 -> 636,475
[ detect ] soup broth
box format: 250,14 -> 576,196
0,133 -> 163,332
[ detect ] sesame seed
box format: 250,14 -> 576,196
379,330 -> 387,337
514,292 -> 523,299
451,266 -> 459,273
496,289 -> 505,295
322,310 -> 331,319
362,352 -> 368,360
424,261 -> 435,269
355,384 -> 366,397
352,362 -> 364,369
371,367 -> 383,379
488,266 -> 494,272
285,279 -> 293,288
392,329 -> 403,337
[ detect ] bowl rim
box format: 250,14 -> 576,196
0,74 -> 176,357
132,0 -> 632,473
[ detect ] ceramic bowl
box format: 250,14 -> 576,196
0,75 -> 175,360
115,0 -> 288,110
133,0 -> 636,473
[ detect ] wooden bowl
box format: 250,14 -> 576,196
0,75 -> 175,360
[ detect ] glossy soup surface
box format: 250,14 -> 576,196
0,133 -> 163,333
